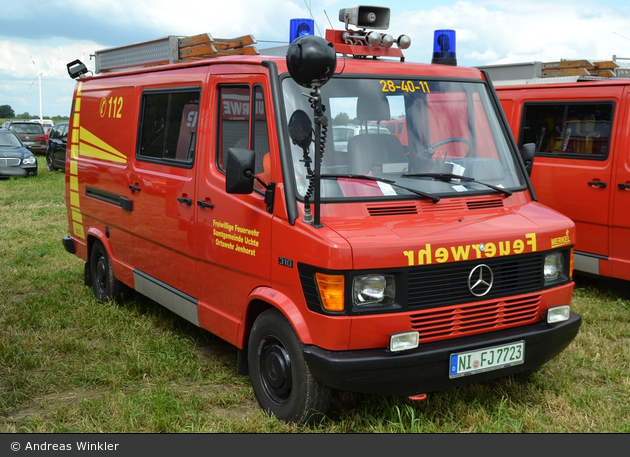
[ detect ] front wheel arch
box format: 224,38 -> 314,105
238,287 -> 314,349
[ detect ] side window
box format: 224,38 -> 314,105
218,84 -> 270,182
218,85 -> 250,170
521,102 -> 613,159
137,88 -> 200,166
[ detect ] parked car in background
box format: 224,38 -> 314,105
0,128 -> 38,178
40,119 -> 54,137
46,122 -> 68,171
5,121 -> 47,154
333,125 -> 391,152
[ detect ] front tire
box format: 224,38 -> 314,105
46,151 -> 55,171
248,309 -> 332,423
90,239 -> 121,301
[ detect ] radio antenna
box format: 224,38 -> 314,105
324,10 -> 334,29
302,0 -> 323,36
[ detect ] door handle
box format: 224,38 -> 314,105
588,181 -> 607,188
197,200 -> 215,209
129,184 -> 142,192
177,197 -> 192,206
619,183 -> 630,190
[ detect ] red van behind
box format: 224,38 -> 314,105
483,60 -> 630,282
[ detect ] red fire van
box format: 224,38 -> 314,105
483,60 -> 630,282
62,8 -> 580,422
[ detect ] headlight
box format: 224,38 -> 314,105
353,275 -> 395,306
22,155 -> 37,165
544,252 -> 564,284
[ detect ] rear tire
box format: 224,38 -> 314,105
248,308 -> 332,423
90,239 -> 121,301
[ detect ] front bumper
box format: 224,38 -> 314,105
303,312 -> 581,396
0,165 -> 37,178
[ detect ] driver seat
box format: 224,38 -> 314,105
347,94 -> 408,174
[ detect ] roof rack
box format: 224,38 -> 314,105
478,56 -> 630,85
94,33 -> 258,73
541,59 -> 619,78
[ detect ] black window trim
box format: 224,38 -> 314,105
215,82 -> 270,197
136,85 -> 202,169
519,100 -> 615,162
215,83 -> 251,174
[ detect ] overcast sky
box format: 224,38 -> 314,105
1,0 -> 629,117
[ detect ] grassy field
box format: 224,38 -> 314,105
1,157 -> 629,433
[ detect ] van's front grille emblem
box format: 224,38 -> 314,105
468,264 -> 494,297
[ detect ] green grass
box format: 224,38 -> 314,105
1,156 -> 629,432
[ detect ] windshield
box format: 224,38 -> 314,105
282,76 -> 526,201
0,132 -> 23,148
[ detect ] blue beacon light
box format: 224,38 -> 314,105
431,29 -> 457,66
290,18 -> 315,43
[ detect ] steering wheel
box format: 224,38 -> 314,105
424,137 -> 472,158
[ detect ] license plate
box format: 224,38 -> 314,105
449,341 -> 525,378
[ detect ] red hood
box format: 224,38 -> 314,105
320,196 -> 575,270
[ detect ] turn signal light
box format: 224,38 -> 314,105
315,273 -> 345,312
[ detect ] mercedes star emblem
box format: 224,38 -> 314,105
468,264 -> 494,297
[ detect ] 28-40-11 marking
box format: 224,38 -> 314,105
380,80 -> 430,93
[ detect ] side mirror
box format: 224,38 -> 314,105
226,148 -> 256,194
520,143 -> 535,176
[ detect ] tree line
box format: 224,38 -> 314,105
0,104 -> 69,122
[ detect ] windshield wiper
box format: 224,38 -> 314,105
402,173 -> 513,198
322,174 -> 440,203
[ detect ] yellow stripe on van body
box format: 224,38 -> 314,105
79,142 -> 127,163
69,83 -> 86,240
79,127 -> 127,163
72,223 -> 85,239
70,175 -> 79,191
71,208 -> 83,224
70,191 -> 80,208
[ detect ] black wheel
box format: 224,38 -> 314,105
248,309 -> 332,423
46,151 -> 55,171
90,239 -> 121,301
